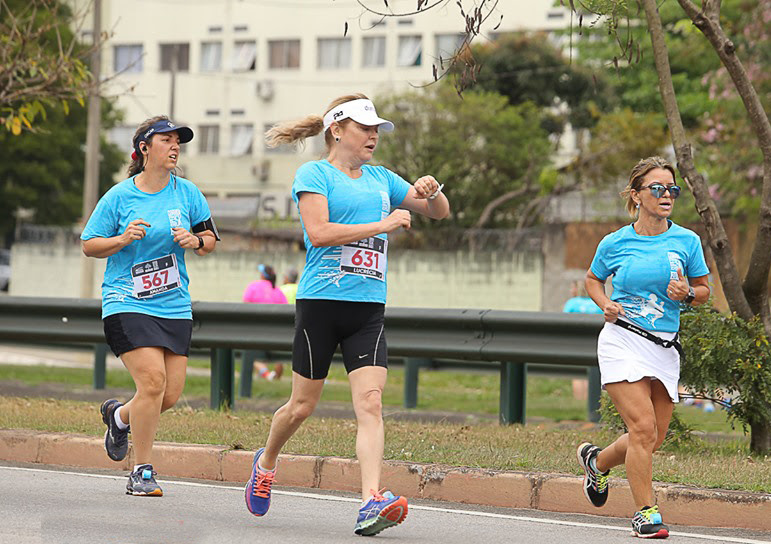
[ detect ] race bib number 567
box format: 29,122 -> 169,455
340,237 -> 387,281
131,254 -> 181,299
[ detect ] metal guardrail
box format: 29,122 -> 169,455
0,296 -> 605,424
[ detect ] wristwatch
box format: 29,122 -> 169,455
195,235 -> 204,250
683,286 -> 695,304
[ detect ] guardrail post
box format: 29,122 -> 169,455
239,350 -> 256,398
404,358 -> 430,409
211,348 -> 235,410
499,361 -> 526,425
93,343 -> 108,390
587,366 -> 601,423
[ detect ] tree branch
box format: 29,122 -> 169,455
640,0 -> 753,320
676,0 -> 771,321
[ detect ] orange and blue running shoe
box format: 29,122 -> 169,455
353,489 -> 408,536
245,448 -> 275,516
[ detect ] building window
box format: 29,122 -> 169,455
362,36 -> 386,68
397,36 -> 422,66
231,123 -> 254,156
160,43 -> 190,72
199,125 -> 220,154
317,38 -> 351,69
269,39 -> 300,69
435,33 -> 464,59
200,42 -> 222,72
232,40 -> 257,71
113,44 -> 143,73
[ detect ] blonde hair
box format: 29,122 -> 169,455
264,93 -> 369,151
620,156 -> 677,217
127,115 -> 170,176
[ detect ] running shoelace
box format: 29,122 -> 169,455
252,470 -> 275,498
640,505 -> 660,521
596,472 -> 609,492
368,488 -> 388,502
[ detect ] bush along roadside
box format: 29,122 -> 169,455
679,303 -> 771,454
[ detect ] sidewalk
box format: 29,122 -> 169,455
1,428 -> 769,533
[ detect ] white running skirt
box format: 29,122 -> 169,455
597,320 -> 680,402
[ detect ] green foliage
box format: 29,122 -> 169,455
0,99 -> 125,241
375,85 -> 553,228
680,304 -> 771,434
461,32 -> 612,133
0,0 -> 93,133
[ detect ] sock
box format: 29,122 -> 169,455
114,406 -> 129,430
589,455 -> 599,473
361,495 -> 373,507
257,459 -> 275,473
133,464 -> 150,473
267,371 -> 277,381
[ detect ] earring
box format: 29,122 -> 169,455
635,203 -> 640,209
334,136 -> 340,142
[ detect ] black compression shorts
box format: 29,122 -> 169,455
292,299 -> 387,380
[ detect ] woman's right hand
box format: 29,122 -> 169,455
603,301 -> 626,323
380,210 -> 411,233
121,219 -> 151,246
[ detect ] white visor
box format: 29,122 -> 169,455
322,99 -> 394,133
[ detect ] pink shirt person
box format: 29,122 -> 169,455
243,264 -> 287,304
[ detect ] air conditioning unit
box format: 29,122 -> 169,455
256,80 -> 274,101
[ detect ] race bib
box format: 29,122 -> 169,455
340,237 -> 387,281
131,254 -> 181,299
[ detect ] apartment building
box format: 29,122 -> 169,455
78,0 -> 571,225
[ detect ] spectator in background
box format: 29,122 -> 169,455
244,264 -> 288,305
279,267 -> 299,305
563,280 -> 603,401
243,264 -> 287,380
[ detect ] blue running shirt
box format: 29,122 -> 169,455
292,160 -> 411,303
81,175 -> 214,319
590,221 -> 709,332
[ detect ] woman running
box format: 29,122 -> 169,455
82,116 -> 220,496
244,93 -> 450,536
577,156 -> 709,538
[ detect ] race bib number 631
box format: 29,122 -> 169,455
340,237 -> 387,281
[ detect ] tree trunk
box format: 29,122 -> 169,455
676,0 -> 771,332
639,0 -> 754,321
750,418 -> 771,455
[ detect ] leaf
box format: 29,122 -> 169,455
11,117 -> 21,135
61,100 -> 69,115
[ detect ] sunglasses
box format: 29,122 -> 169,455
638,183 -> 681,199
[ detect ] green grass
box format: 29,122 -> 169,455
0,396 -> 768,492
0,363 -> 741,434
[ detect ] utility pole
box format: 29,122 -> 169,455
80,0 -> 102,298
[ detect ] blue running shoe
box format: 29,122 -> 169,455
354,489 -> 408,536
126,464 -> 162,496
245,448 -> 275,516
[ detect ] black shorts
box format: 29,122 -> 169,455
292,299 -> 387,380
103,312 -> 193,358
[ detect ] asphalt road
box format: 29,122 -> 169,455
1,464 -> 769,544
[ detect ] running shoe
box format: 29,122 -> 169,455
126,464 -> 163,496
353,489 -> 408,536
577,442 -> 610,507
631,505 -> 669,539
100,399 -> 129,461
245,447 -> 275,516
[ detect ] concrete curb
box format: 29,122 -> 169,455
2,429 -> 769,532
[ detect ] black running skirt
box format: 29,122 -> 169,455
103,313 -> 193,357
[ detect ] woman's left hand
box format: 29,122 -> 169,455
412,175 -> 440,200
172,227 -> 199,249
666,268 -> 689,300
